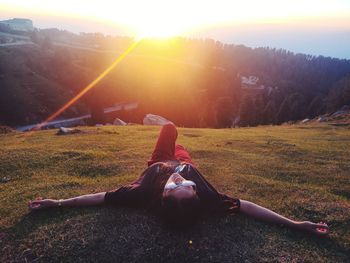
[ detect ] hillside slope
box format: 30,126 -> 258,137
0,46 -> 87,126
0,124 -> 349,262
2,33 -> 350,128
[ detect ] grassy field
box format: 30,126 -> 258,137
0,124 -> 349,262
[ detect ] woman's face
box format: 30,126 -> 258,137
163,173 -> 196,199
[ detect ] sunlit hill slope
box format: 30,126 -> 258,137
0,124 -> 349,262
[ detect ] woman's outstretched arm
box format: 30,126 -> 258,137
239,199 -> 329,236
28,192 -> 106,210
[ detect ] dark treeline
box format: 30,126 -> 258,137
0,28 -> 349,128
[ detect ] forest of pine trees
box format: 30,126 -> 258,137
1,28 -> 350,128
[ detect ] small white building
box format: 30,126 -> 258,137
241,75 -> 259,86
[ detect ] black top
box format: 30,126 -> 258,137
104,162 -> 240,215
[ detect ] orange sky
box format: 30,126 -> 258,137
1,0 -> 349,58
1,0 -> 350,36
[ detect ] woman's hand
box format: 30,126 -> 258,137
297,221 -> 329,236
28,197 -> 58,210
28,192 -> 106,210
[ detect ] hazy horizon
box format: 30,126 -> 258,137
1,0 -> 350,59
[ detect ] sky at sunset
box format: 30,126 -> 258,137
1,0 -> 350,58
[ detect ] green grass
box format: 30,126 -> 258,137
0,124 -> 349,262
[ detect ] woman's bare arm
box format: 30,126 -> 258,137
28,192 -> 106,210
240,199 -> 329,236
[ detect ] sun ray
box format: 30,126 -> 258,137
29,39 -> 141,133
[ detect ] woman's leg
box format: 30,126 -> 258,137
240,200 -> 329,236
148,123 -> 178,166
175,144 -> 195,165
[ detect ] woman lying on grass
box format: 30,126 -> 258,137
28,123 -> 329,236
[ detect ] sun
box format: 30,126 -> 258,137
127,18 -> 191,39
102,0 -> 199,39
136,22 -> 183,39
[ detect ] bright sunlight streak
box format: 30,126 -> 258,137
1,0 -> 349,37
31,39 -> 140,132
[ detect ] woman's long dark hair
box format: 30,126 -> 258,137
159,162 -> 201,227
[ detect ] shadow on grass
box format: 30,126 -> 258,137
2,207 -> 348,262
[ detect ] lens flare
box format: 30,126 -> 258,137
29,39 -> 141,133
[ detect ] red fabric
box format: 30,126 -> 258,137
148,123 -> 194,166
175,144 -> 194,165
